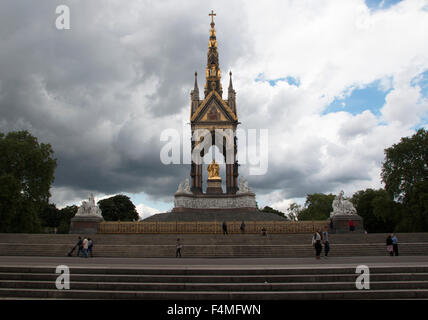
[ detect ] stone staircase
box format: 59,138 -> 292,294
1,265 -> 428,299
0,233 -> 427,258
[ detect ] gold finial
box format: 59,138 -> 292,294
209,10 -> 216,25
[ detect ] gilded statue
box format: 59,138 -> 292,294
207,159 -> 220,179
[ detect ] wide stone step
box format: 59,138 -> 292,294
2,265 -> 428,275
1,233 -> 428,246
2,288 -> 428,299
1,242 -> 426,258
1,272 -> 428,283
1,280 -> 428,292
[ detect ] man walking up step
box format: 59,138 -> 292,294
322,227 -> 330,257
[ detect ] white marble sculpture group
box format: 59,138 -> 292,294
75,193 -> 103,218
330,190 -> 357,217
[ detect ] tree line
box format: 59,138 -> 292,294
2,129 -> 428,233
265,129 -> 428,232
0,131 -> 138,233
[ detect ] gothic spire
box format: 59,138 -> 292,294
228,71 -> 233,91
204,10 -> 222,97
193,72 -> 199,97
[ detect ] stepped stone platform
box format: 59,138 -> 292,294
1,256 -> 428,299
143,210 -> 287,222
0,233 -> 427,258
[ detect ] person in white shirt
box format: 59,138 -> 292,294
82,238 -> 89,258
312,230 -> 322,259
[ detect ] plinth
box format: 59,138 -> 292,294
331,214 -> 364,233
69,215 -> 104,234
206,177 -> 223,194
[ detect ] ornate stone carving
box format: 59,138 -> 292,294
237,177 -> 252,194
175,178 -> 192,195
174,194 -> 258,209
75,193 -> 103,218
330,190 -> 357,217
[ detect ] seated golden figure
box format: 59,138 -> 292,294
207,159 -> 220,179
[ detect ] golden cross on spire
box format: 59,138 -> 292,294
209,10 -> 216,24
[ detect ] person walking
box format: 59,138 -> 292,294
329,218 -> 334,233
176,238 -> 183,258
240,221 -> 246,234
88,238 -> 93,257
322,227 -> 330,257
67,236 -> 81,257
391,233 -> 399,256
349,220 -> 355,232
82,237 -> 89,258
222,221 -> 228,235
312,229 -> 322,259
386,234 -> 394,256
76,236 -> 83,257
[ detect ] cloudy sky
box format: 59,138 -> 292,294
1,0 -> 428,219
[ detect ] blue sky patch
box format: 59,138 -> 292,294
323,79 -> 393,116
255,73 -> 300,87
365,0 -> 403,11
411,70 -> 428,98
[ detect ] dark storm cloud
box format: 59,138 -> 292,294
0,0 -> 252,204
0,0 -> 385,210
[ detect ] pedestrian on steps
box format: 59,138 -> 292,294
322,227 -> 330,257
176,238 -> 183,258
240,221 -> 246,234
222,221 -> 228,235
82,237 -> 89,258
386,234 -> 393,256
88,238 -> 93,257
312,229 -> 322,259
349,219 -> 355,232
67,236 -> 81,257
392,233 -> 399,256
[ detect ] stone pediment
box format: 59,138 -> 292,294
191,91 -> 237,123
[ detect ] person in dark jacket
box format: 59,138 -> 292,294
322,227 -> 330,257
67,236 -> 82,257
240,221 -> 246,234
88,238 -> 93,257
386,235 -> 393,256
391,233 -> 399,256
222,221 -> 228,235
176,238 -> 183,258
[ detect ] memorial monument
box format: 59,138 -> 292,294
330,190 -> 364,233
145,12 -> 285,222
69,193 -> 104,234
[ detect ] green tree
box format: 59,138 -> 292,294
0,131 -> 57,233
400,180 -> 428,232
381,128 -> 428,201
261,206 -> 288,219
351,189 -> 397,233
98,195 -> 139,221
39,204 -> 61,229
297,193 -> 335,221
57,205 -> 78,234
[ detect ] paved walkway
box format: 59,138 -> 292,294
1,255 -> 428,269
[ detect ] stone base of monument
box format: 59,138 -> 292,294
69,216 -> 104,234
173,192 -> 258,211
206,178 -> 223,194
331,214 -> 364,234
